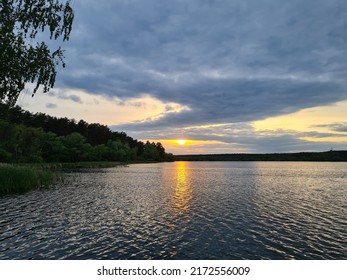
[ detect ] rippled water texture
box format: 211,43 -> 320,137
1,162 -> 346,259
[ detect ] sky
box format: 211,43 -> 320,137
18,0 -> 347,154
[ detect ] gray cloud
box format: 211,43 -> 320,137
110,77 -> 345,129
52,0 -> 347,152
315,122 -> 347,132
46,103 -> 58,109
58,0 -> 347,124
68,94 -> 83,104
112,122 -> 347,153
49,91 -> 83,104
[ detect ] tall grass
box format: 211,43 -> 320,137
0,165 -> 54,196
26,161 -> 122,170
60,161 -> 122,169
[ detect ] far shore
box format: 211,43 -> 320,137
173,150 -> 347,162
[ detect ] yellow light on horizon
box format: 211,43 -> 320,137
253,100 -> 347,133
177,139 -> 187,146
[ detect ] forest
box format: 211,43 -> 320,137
0,103 -> 174,163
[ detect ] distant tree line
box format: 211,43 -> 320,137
0,103 -> 173,163
174,152 -> 347,162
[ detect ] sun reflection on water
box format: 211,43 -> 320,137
172,161 -> 192,214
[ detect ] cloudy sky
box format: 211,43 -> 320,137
18,0 -> 347,154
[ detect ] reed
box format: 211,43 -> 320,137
26,161 -> 122,170
0,165 -> 54,196
60,161 -> 122,169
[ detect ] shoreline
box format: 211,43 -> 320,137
173,150 -> 347,162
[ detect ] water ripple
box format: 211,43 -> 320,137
0,162 -> 346,259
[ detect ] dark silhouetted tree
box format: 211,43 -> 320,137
0,104 -> 174,163
0,0 -> 74,106
143,141 -> 159,160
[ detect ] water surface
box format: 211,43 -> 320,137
0,161 -> 346,259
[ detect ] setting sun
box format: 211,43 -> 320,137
177,139 -> 187,145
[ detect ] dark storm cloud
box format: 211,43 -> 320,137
59,0 -> 347,128
111,77 -> 344,130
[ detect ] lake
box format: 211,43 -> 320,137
0,161 -> 346,259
